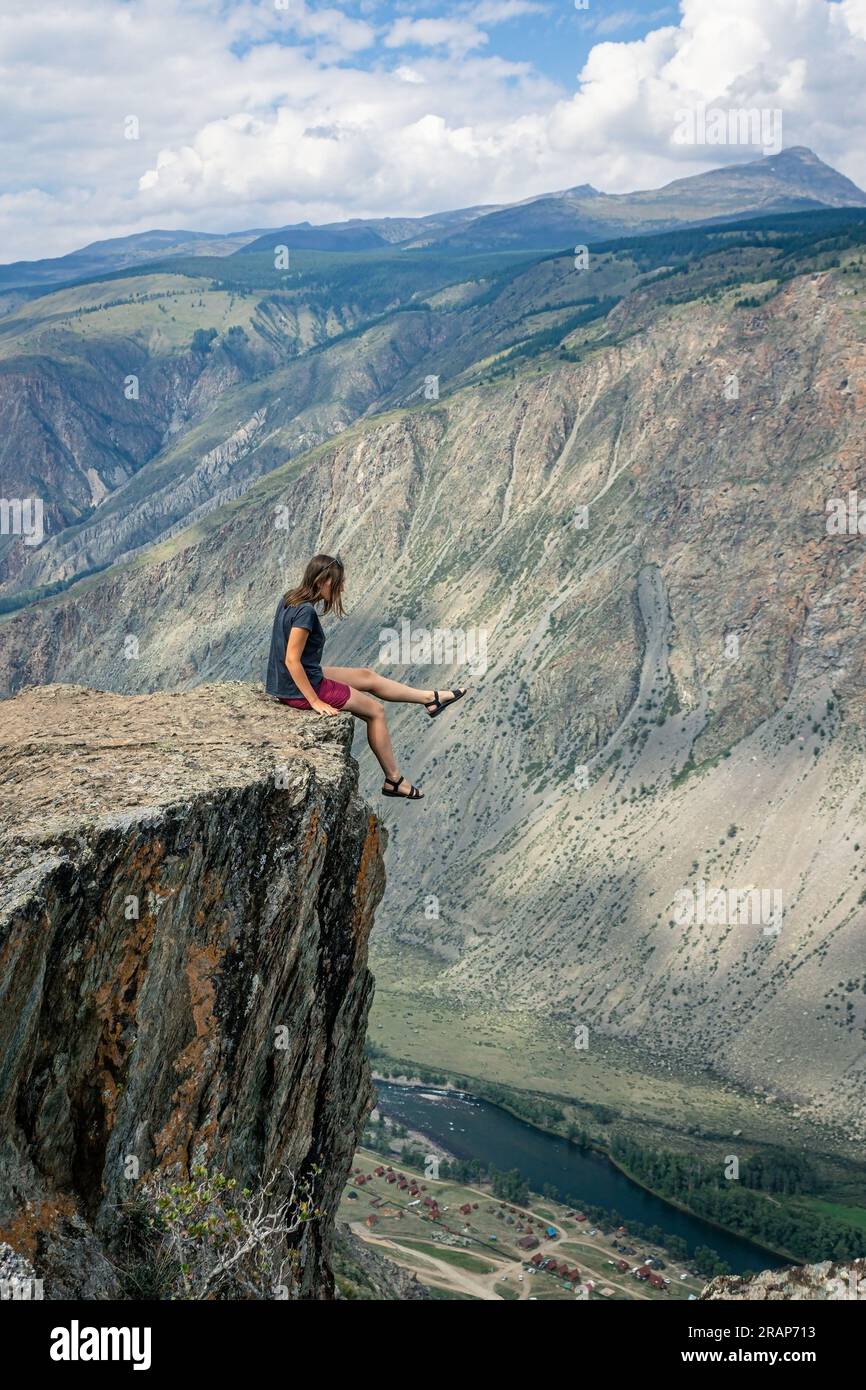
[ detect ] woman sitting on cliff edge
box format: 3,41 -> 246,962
266,554 -> 465,801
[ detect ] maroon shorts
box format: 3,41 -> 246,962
278,677 -> 351,711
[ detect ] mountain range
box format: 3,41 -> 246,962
2,147 -> 866,1183
2,146 -> 863,295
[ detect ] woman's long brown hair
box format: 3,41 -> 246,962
284,554 -> 346,618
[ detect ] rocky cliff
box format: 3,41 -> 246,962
333,1225 -> 431,1300
701,1258 -> 866,1300
0,681 -> 385,1299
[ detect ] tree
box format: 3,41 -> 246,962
132,1164 -> 318,1299
191,327 -> 218,354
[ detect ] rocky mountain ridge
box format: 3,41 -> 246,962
4,197 -> 864,610
3,147 -> 863,291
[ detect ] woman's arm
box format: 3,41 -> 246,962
285,625 -> 339,714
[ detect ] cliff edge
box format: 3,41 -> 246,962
0,682 -> 386,1299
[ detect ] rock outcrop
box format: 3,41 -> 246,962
333,1225 -> 431,1300
701,1258 -> 866,1300
0,682 -> 386,1299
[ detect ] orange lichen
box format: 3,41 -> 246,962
91,864 -> 165,1134
152,938 -> 222,1172
0,1193 -> 77,1260
302,806 -> 321,857
352,814 -> 384,937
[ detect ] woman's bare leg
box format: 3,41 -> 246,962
343,687 -> 421,795
324,665 -> 454,708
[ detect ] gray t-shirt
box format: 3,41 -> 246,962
266,598 -> 326,699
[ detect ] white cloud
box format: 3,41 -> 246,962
469,0 -> 547,19
591,7 -> 673,38
393,65 -> 428,84
408,0 -> 550,51
384,17 -> 488,55
1,0 -> 866,262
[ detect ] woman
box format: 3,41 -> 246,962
266,554 -> 465,801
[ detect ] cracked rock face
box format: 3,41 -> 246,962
0,682 -> 386,1299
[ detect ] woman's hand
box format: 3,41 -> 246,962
311,699 -> 340,716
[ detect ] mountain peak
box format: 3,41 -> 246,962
753,145 -> 866,202
769,145 -> 819,160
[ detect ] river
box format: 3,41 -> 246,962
374,1081 -> 782,1274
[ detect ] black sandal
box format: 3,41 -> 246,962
382,775 -> 423,800
426,688 -> 466,718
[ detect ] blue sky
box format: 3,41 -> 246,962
2,0 -> 865,260
472,3 -> 677,83
251,2 -> 679,86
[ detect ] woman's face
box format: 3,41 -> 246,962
318,577 -> 332,601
